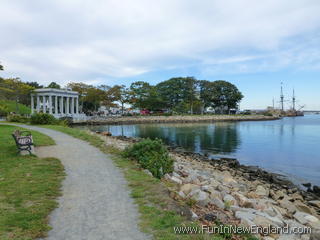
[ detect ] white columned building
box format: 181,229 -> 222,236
30,88 -> 83,119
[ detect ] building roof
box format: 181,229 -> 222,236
33,88 -> 78,96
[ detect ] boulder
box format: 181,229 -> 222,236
294,201 -> 315,215
309,200 -> 320,208
235,211 -> 256,227
278,198 -> 298,214
209,190 -> 222,200
255,185 -> 269,197
190,190 -> 209,206
191,210 -> 199,220
311,230 -> 320,240
209,179 -> 220,188
290,192 -> 304,201
210,198 -> 225,210
293,212 -> 319,226
233,192 -> 252,207
270,189 -> 285,200
203,213 -> 217,222
166,175 -> 183,185
223,194 -> 237,205
180,184 -> 199,195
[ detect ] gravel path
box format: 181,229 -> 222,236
2,124 -> 149,240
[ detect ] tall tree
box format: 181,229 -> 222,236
47,82 -> 61,89
25,81 -> 43,89
0,63 -> 3,71
156,77 -> 198,113
106,85 -> 131,114
201,80 -> 243,113
0,78 -> 34,113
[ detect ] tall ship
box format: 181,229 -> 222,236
279,84 -> 304,117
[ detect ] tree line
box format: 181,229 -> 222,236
0,63 -> 243,115
67,77 -> 243,114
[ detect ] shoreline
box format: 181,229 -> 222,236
94,132 -> 320,239
72,114 -> 280,125
109,134 -> 320,200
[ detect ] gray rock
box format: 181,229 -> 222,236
191,211 -> 199,220
209,190 -> 222,200
167,175 -> 183,184
191,190 -> 209,203
223,194 -> 237,205
293,212 -> 319,225
309,200 -> 320,208
255,185 -> 269,196
210,198 -> 225,210
311,230 -> 320,240
180,183 -> 199,195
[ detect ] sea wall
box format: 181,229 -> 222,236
73,114 -> 280,125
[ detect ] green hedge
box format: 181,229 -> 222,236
6,114 -> 29,123
123,138 -> 174,179
30,113 -> 57,125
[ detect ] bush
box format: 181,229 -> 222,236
6,114 -> 29,123
30,113 -> 57,125
123,138 -> 174,179
0,105 -> 9,117
58,116 -> 73,126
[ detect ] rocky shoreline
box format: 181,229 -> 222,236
94,133 -> 320,240
73,114 -> 280,125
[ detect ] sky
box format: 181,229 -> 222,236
1,0 -> 320,110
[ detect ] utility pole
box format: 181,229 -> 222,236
292,89 -> 296,111
280,82 -> 284,112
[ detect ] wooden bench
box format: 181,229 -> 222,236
12,130 -> 34,155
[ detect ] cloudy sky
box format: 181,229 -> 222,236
1,0 -> 320,110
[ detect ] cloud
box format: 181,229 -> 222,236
0,0 -> 320,86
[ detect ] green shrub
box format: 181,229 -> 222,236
263,112 -> 273,116
123,138 -> 174,179
58,116 -> 73,126
6,114 -> 29,123
0,105 -> 9,117
30,113 -> 57,125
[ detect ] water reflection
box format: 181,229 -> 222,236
88,122 -> 240,154
78,115 -> 320,185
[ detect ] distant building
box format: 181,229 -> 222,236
31,88 -> 85,120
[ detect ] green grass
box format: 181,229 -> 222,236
0,125 -> 64,240
0,100 -> 31,115
41,125 -> 258,240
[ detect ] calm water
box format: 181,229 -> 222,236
79,115 -> 320,186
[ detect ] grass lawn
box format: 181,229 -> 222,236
42,125 -> 257,240
0,125 -> 64,240
0,100 -> 31,115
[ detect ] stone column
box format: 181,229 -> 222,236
31,95 -> 34,114
71,97 -> 75,115
60,96 -> 64,114
43,96 -> 46,113
55,95 -> 58,114
36,95 -> 40,112
76,97 -> 79,114
66,97 -> 70,115
49,95 -> 52,114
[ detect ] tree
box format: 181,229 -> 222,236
0,78 -> 34,113
25,81 -> 43,89
106,85 -> 131,114
129,81 -> 152,109
156,77 -> 198,113
0,63 -> 3,71
200,80 -> 243,114
47,82 -> 61,89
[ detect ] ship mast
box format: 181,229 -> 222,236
280,82 -> 284,111
292,89 -> 296,111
